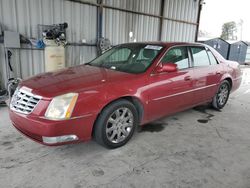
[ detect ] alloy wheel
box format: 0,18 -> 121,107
217,83 -> 229,106
106,107 -> 134,144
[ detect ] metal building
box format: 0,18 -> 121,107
0,0 -> 202,88
228,41 -> 248,64
204,38 -> 230,59
246,42 -> 250,64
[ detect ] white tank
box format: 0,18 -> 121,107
44,40 -> 65,72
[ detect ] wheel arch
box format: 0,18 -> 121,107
121,96 -> 144,124
91,96 -> 145,137
220,73 -> 233,91
224,77 -> 233,90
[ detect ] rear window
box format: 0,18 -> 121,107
191,47 -> 210,67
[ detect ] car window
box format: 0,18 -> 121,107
137,49 -> 157,61
191,47 -> 210,67
207,50 -> 218,65
89,44 -> 163,74
161,47 -> 189,69
105,48 -> 131,62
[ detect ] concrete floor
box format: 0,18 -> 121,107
0,67 -> 250,188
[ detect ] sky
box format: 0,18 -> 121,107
199,0 -> 250,41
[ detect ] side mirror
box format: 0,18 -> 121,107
155,62 -> 177,73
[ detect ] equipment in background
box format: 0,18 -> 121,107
97,37 -> 111,55
42,22 -> 68,46
44,40 -> 66,72
0,78 -> 22,105
0,88 -> 8,105
0,31 -> 22,104
3,31 -> 20,79
40,23 -> 68,72
5,50 -> 21,97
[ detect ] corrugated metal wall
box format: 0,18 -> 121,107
102,0 -> 199,44
0,0 -> 97,88
0,0 -> 200,88
103,9 -> 160,44
102,0 -> 161,45
103,0 -> 161,14
161,0 -> 198,42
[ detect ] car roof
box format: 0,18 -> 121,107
119,42 -> 204,48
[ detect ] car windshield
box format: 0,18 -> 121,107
88,44 -> 164,74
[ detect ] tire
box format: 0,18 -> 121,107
94,99 -> 139,149
212,80 -> 230,110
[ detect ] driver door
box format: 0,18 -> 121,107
146,46 -> 195,121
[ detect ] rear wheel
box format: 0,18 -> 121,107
212,80 -> 230,109
94,99 -> 139,149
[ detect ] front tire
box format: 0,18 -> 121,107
94,99 -> 139,149
212,80 -> 230,109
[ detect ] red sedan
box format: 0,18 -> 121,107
9,42 -> 242,148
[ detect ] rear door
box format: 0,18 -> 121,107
190,46 -> 223,103
146,46 -> 195,121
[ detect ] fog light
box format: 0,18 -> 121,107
42,135 -> 78,144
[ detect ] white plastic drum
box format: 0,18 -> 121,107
45,45 -> 65,72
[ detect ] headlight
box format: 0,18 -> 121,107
45,93 -> 78,120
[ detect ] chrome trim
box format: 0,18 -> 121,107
42,135 -> 78,144
153,84 -> 217,101
10,87 -> 42,114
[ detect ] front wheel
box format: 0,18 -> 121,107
94,99 -> 139,149
212,80 -> 230,109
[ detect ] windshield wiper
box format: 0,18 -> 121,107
84,62 -> 92,66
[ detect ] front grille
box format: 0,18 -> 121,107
10,88 -> 42,114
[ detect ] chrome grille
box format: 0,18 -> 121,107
10,88 -> 42,114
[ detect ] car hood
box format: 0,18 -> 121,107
19,65 -> 137,99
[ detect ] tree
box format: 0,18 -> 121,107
220,21 -> 237,40
198,30 -> 209,37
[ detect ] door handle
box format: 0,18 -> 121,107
216,71 -> 221,75
184,76 -> 191,81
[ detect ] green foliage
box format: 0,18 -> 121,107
220,21 -> 237,40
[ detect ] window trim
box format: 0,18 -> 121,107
151,44 -> 218,76
206,49 -> 219,65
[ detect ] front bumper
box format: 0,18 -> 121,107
9,109 -> 97,146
